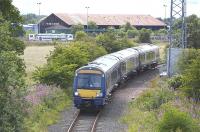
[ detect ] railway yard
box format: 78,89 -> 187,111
48,69 -> 159,132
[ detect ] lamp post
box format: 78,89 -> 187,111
37,2 -> 41,34
163,4 -> 167,20
85,6 -> 89,33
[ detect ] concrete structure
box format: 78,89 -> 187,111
39,13 -> 166,34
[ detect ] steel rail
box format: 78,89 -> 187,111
67,110 -> 80,132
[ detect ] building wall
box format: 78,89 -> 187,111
39,14 -> 70,33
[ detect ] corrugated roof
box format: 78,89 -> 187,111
54,13 -> 166,26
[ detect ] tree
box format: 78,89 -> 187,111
127,28 -> 139,38
88,21 -> 98,30
177,49 -> 200,100
0,15 -> 25,55
0,2 -> 26,131
33,42 -> 107,88
186,15 -> 200,48
96,30 -> 135,53
139,28 -> 152,43
0,0 -> 24,37
0,51 -> 26,132
96,32 -> 119,53
121,22 -> 134,32
22,13 -> 46,24
71,23 -> 84,34
75,31 -> 88,41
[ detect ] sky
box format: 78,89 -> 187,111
12,0 -> 200,18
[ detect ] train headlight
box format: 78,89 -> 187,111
96,92 -> 103,97
74,92 -> 79,96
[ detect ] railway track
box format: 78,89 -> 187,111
67,110 -> 101,132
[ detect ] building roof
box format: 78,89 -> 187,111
53,13 -> 166,26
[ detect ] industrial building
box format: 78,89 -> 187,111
39,13 -> 166,34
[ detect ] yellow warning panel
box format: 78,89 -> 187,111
78,70 -> 102,74
77,89 -> 100,98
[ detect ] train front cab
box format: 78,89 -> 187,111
73,68 -> 106,109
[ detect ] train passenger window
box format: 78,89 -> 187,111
77,74 -> 101,88
111,70 -> 118,84
107,75 -> 111,89
140,54 -> 145,62
121,62 -> 126,74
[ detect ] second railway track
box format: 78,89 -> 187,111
67,110 -> 101,132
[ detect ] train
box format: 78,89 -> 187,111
73,43 -> 159,109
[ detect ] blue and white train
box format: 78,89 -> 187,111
73,43 -> 159,109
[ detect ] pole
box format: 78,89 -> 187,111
167,0 -> 173,77
163,4 -> 167,20
85,6 -> 89,33
37,2 -> 41,34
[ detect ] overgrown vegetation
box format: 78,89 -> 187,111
174,49 -> 200,100
122,78 -> 200,132
24,88 -> 71,131
33,41 -> 107,88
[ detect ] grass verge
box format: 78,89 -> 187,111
121,77 -> 200,132
24,88 -> 72,132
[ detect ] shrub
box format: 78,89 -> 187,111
177,49 -> 200,100
96,31 -> 135,53
71,23 -> 84,34
33,42 -> 107,88
168,75 -> 183,90
158,106 -> 200,132
75,31 -> 88,41
133,79 -> 174,111
33,44 -> 89,88
0,51 -> 26,132
127,29 -> 139,38
139,28 -> 152,43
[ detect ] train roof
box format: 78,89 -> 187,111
88,54 -> 120,72
132,43 -> 159,53
109,48 -> 139,59
76,43 -> 159,74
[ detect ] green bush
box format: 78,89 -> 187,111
0,51 -> 26,132
33,41 -> 107,88
127,29 -> 139,38
168,75 -> 183,90
178,49 -> 200,73
177,49 -> 200,100
158,106 -> 200,132
138,28 -> 152,43
96,31 -> 135,53
133,79 -> 174,111
71,23 -> 84,34
75,31 -> 88,41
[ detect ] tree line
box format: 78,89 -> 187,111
0,0 -> 26,131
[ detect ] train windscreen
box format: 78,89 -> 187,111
77,74 -> 102,89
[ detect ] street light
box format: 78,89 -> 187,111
37,2 -> 41,34
163,4 -> 167,20
85,6 -> 90,33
